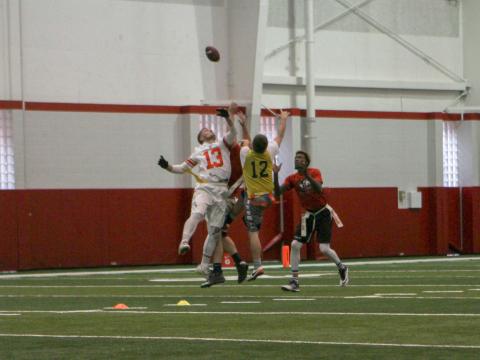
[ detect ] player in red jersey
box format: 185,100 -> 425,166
274,150 -> 348,292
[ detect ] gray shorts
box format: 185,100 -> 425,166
243,193 -> 273,232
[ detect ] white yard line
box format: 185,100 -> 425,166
1,294 -> 480,300
423,290 -> 464,293
374,293 -> 417,296
1,257 -> 479,279
273,298 -> 316,301
1,284 -> 480,289
0,313 -> 20,316
1,310 -> 479,317
0,333 -> 478,349
220,301 -> 261,304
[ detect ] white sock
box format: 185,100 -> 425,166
201,228 -> 221,264
290,240 -> 303,273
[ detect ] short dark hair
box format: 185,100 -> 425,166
197,128 -> 206,144
295,150 -> 311,166
252,134 -> 268,153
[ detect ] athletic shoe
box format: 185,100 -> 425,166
247,266 -> 264,281
339,265 -> 349,287
281,278 -> 300,292
200,271 -> 225,288
236,261 -> 249,283
178,241 -> 190,255
195,263 -> 210,279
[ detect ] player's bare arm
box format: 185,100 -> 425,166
273,162 -> 287,199
274,110 -> 290,146
236,110 -> 251,144
158,155 -> 189,174
303,169 -> 323,193
216,102 -> 237,145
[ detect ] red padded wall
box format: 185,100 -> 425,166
462,187 -> 480,253
0,187 -> 477,271
0,191 -> 18,270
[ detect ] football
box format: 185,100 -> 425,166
205,46 -> 220,62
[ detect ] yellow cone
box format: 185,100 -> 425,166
176,300 -> 191,306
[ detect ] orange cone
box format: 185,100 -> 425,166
282,245 -> 290,268
113,303 -> 129,310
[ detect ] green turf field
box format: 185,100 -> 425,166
1,256 -> 479,359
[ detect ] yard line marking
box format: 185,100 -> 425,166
0,333 -> 479,349
220,301 -> 261,304
103,307 -> 148,310
1,256 -> 479,279
273,298 -> 316,301
1,294 -> 480,300
374,293 -> 417,296
468,289 -> 480,291
163,304 -> 207,307
2,310 -> 480,317
2,284 -> 480,288
0,313 -> 20,316
423,290 -> 464,293
149,273 -> 331,282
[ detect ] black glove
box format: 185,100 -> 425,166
216,108 -> 229,118
158,155 -> 169,169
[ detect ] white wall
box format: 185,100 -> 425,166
1,0 -> 479,189
463,0 -> 480,106
19,111 -> 192,189
262,0 -> 465,112
458,120 -> 480,187
308,117 -> 443,188
15,0 -> 229,104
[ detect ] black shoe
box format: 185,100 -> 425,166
339,265 -> 349,287
200,271 -> 225,288
236,261 -> 249,283
281,278 -> 300,292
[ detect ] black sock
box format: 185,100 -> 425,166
213,263 -> 222,274
232,253 -> 242,266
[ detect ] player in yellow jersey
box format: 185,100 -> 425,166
239,110 -> 289,280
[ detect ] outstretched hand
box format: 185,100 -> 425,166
216,108 -> 229,118
158,155 -> 169,169
237,111 -> 247,126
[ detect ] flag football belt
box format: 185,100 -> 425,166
247,193 -> 275,207
301,204 -> 344,237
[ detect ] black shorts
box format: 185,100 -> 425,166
294,207 -> 332,244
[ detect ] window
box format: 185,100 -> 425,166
443,121 -> 458,187
0,110 -> 15,189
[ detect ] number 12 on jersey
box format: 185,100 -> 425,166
250,160 -> 268,178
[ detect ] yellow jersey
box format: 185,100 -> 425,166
242,149 -> 274,198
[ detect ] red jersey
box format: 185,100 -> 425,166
228,142 -> 242,187
283,168 -> 327,211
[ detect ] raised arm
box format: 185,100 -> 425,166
236,110 -> 251,144
274,110 -> 290,146
217,102 -> 238,145
273,163 -> 289,199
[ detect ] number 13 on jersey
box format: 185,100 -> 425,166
203,147 -> 224,169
